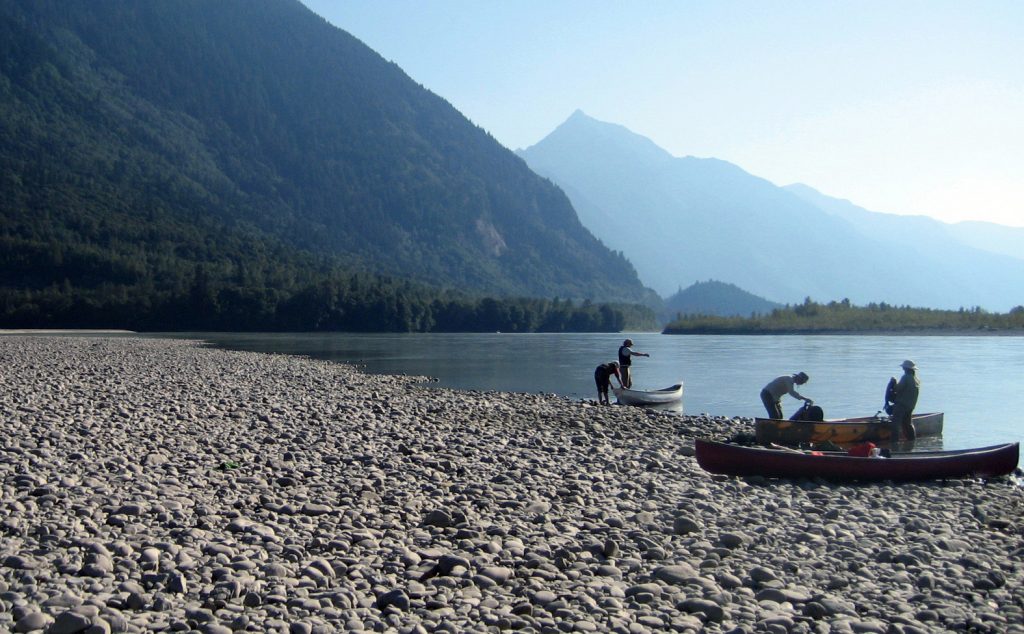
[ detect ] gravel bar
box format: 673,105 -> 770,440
1,336 -> 1022,633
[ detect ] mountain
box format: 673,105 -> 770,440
945,221 -> 1024,263
785,184 -> 1024,264
0,0 -> 655,328
519,111 -> 1024,311
665,280 -> 781,318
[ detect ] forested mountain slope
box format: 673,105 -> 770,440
0,0 -> 654,328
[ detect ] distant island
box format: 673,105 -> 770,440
663,298 -> 1024,334
663,280 -> 781,321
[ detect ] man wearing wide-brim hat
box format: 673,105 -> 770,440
617,338 -> 650,389
888,360 -> 920,443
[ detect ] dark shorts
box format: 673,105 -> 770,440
760,389 -> 782,419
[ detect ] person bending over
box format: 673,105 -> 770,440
594,361 -> 623,406
760,371 -> 812,419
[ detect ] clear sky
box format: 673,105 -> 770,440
301,1 -> 1024,228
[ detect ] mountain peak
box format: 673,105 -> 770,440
520,112 -> 1024,310
523,110 -> 674,168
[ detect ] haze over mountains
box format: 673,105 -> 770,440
784,184 -> 1024,266
0,0 -> 655,330
519,111 -> 1024,312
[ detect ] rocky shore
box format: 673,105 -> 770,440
1,336 -> 1022,634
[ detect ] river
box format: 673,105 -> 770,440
152,332 -> 1024,452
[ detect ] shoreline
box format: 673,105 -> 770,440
663,328 -> 1024,336
6,327 -> 1022,338
1,335 -> 1022,632
0,329 -> 137,334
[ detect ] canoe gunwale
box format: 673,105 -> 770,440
755,412 -> 944,445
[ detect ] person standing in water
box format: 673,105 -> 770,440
617,339 -> 650,389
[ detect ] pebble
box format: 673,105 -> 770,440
0,335 -> 1021,633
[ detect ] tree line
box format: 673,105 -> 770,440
663,297 -> 1024,334
0,261 -> 656,333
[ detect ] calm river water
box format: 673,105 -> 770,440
157,332 -> 1024,452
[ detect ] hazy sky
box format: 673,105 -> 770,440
301,1 -> 1023,228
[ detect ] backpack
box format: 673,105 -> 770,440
790,402 -> 825,422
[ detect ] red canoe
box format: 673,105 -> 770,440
695,439 -> 1019,481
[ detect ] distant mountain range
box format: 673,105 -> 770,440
518,111 -> 1023,312
784,184 -> 1024,266
0,0 -> 656,329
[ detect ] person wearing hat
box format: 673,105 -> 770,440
617,339 -> 650,389
594,361 -> 624,406
887,360 -> 920,442
760,372 -> 812,419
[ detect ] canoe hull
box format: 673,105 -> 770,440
695,439 -> 1019,481
755,412 -> 943,445
613,383 -> 684,406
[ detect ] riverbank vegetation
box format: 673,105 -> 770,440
663,298 -> 1024,334
0,266 -> 657,333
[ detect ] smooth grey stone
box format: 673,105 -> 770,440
624,583 -> 662,598
4,556 -> 35,570
84,622 -> 112,634
678,597 -> 725,623
301,503 -> 331,516
652,563 -> 698,584
531,591 -> 557,605
421,510 -> 452,528
165,573 -> 187,594
673,516 -> 700,535
42,593 -> 85,609
478,567 -> 512,584
49,610 -> 93,634
15,612 -> 54,632
718,533 -> 746,548
262,563 -> 290,577
748,566 -> 778,583
376,589 -> 410,611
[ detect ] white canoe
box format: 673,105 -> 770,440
613,383 -> 684,406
